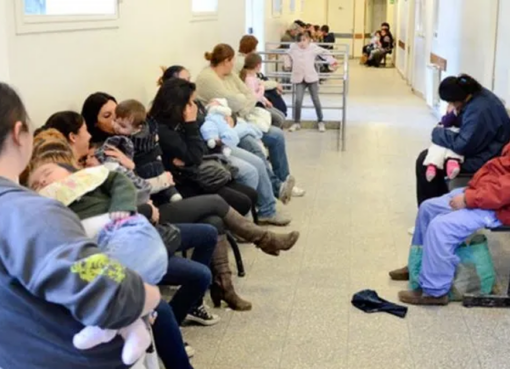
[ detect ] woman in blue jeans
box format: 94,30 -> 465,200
154,223 -> 218,369
163,64 -> 306,201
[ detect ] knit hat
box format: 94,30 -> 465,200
439,76 -> 469,103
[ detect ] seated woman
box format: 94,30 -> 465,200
234,35 -> 288,117
413,74 -> 510,216
393,141 -> 510,305
26,127 -> 202,368
0,82 -> 162,369
80,92 -> 300,314
195,43 -> 306,198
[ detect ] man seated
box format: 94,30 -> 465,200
320,25 -> 336,50
390,141 -> 510,305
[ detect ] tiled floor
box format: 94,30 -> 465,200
183,62 -> 510,369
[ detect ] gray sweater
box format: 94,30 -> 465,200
0,176 -> 145,369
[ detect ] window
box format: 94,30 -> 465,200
15,0 -> 119,34
24,0 -> 116,16
290,0 -> 296,13
192,0 -> 218,15
272,0 -> 282,17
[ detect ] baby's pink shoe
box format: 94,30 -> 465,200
425,165 -> 437,182
446,160 -> 461,180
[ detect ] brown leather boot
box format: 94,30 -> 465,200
223,208 -> 300,256
398,290 -> 448,306
389,266 -> 409,281
210,235 -> 252,311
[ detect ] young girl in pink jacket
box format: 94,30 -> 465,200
240,53 -> 287,128
285,31 -> 337,132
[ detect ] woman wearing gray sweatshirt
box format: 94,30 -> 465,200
0,82 -> 163,369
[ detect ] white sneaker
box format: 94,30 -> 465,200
289,123 -> 301,132
318,122 -> 326,132
292,186 -> 306,197
408,227 -> 415,236
185,342 -> 195,358
185,304 -> 220,326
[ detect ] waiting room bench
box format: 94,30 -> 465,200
448,174 -> 510,307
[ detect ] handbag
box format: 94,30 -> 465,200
156,223 -> 181,255
194,154 -> 237,192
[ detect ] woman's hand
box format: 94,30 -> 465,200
165,171 -> 175,185
264,100 -> 274,108
449,194 -> 467,210
104,146 -> 135,171
276,84 -> 284,95
184,101 -> 198,123
110,212 -> 131,221
172,158 -> 185,167
148,201 -> 160,224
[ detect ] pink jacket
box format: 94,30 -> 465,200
244,74 -> 268,105
285,43 -> 336,84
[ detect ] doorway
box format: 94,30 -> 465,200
365,0 -> 387,34
245,0 -> 265,47
327,0 -> 355,55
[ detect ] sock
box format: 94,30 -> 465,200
73,326 -> 117,350
425,165 -> 437,182
119,318 -> 152,365
446,159 -> 461,180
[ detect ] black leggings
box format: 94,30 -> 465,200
416,149 -> 449,206
159,194 -> 230,235
176,180 -> 257,217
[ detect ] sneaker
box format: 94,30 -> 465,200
185,342 -> 195,358
185,305 -> 220,326
407,227 -> 415,235
279,175 -> 296,205
318,122 -> 326,132
258,212 -> 292,226
292,186 -> 306,197
289,123 -> 301,132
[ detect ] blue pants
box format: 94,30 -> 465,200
159,224 -> 217,325
238,135 -> 282,198
153,300 -> 193,369
412,188 -> 501,296
97,214 -> 168,285
230,146 -> 276,218
261,126 -> 291,185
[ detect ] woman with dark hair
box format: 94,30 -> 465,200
391,74 -> 510,281
0,83 -> 163,368
81,91 -> 299,314
196,43 -> 306,197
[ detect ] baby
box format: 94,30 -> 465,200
114,99 -> 183,205
423,107 -> 463,181
201,98 -> 266,155
29,163 -> 168,366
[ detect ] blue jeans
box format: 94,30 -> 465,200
153,300 -> 193,369
412,188 -> 501,297
159,224 -> 217,324
261,126 -> 291,184
97,214 -> 168,285
230,147 -> 276,218
238,135 -> 282,198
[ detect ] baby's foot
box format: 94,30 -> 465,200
73,326 -> 117,350
425,165 -> 437,182
446,160 -> 461,180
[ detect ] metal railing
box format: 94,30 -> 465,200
261,42 -> 349,151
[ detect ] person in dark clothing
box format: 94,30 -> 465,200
321,25 -> 336,50
415,74 -> 510,207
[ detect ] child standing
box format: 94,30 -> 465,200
285,31 -> 337,133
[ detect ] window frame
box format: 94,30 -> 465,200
14,0 -> 120,35
191,0 -> 219,21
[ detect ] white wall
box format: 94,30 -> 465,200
4,0 -> 245,126
0,1 -> 10,82
395,0 -> 408,74
302,0 -> 328,25
494,0 -> 510,105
